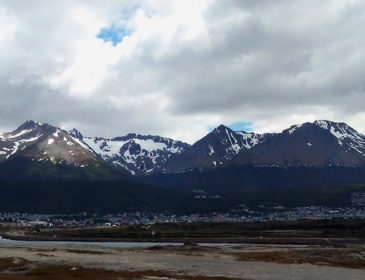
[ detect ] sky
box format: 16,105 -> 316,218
1,0 -> 365,144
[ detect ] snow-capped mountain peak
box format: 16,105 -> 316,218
2,119 -> 365,176
79,133 -> 190,175
314,120 -> 365,156
69,128 -> 83,140
0,121 -> 102,167
211,124 -> 266,152
160,124 -> 271,172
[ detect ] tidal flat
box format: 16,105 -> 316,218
0,243 -> 364,280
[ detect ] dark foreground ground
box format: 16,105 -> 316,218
0,219 -> 365,279
0,243 -> 365,279
2,219 -> 365,245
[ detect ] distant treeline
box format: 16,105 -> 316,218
1,159 -> 365,213
137,164 -> 365,190
0,179 -> 364,214
13,219 -> 365,242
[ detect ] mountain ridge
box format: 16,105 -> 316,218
1,119 -> 365,176
0,120 -> 122,180
77,132 -> 190,175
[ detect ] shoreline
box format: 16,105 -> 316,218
2,233 -> 365,246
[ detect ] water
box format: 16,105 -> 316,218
0,238 -> 246,248
0,238 -> 313,248
0,238 -> 183,248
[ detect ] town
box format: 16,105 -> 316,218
1,204 -> 365,228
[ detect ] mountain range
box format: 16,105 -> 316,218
1,119 -> 365,213
0,119 -> 365,179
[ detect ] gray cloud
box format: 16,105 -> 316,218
1,0 -> 365,143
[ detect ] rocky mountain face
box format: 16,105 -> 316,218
313,120 -> 365,155
1,119 -> 365,177
234,120 -> 365,167
72,131 -> 189,175
0,120 -> 104,169
162,125 -> 271,172
162,120 -> 365,172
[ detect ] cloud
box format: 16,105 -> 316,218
1,0 -> 365,143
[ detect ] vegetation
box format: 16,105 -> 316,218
9,219 -> 365,244
0,157 -> 125,181
0,259 -> 242,280
0,160 -> 365,214
234,247 -> 365,269
139,165 -> 365,190
0,178 -> 364,213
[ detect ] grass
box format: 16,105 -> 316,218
0,262 -> 243,280
234,247 -> 365,269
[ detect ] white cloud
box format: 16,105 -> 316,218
0,8 -> 17,42
1,0 -> 365,143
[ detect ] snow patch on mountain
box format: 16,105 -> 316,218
314,120 -> 365,156
8,129 -> 33,139
208,145 -> 214,156
83,138 -> 126,157
53,129 -> 60,138
7,142 -> 19,159
18,134 -> 43,143
287,124 -> 303,134
80,134 -> 189,174
235,131 -> 265,149
134,139 -> 167,152
315,120 -> 329,130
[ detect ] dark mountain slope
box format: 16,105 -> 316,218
239,121 -> 365,166
138,165 -> 365,190
161,120 -> 365,172
163,125 -> 270,172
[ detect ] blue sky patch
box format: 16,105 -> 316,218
227,121 -> 253,131
97,25 -> 132,46
209,121 -> 253,132
97,6 -> 137,46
